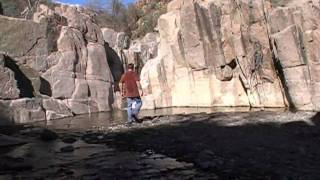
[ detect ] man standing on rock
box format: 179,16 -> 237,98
119,63 -> 143,124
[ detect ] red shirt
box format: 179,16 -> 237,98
119,71 -> 140,98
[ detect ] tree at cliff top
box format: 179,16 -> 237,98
86,0 -> 171,38
130,0 -> 171,38
86,0 -> 130,31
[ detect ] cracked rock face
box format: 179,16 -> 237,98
269,0 -> 320,111
140,0 -> 320,111
0,4 -> 115,123
39,5 -> 114,116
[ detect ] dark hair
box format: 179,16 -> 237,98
128,63 -> 134,70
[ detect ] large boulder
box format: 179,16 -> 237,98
0,4 -> 116,122
40,5 -> 114,114
10,98 -> 46,124
43,98 -> 73,120
0,54 -> 20,99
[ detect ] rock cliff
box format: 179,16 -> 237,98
140,0 -> 320,111
0,4 -> 115,123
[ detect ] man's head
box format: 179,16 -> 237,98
128,63 -> 134,71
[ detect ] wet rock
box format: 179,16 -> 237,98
81,132 -> 104,144
144,149 -> 155,156
0,157 -> 33,171
60,145 -> 74,153
43,98 -> 73,120
40,129 -> 58,141
0,134 -> 28,147
57,167 -> 74,175
195,150 -> 220,171
61,136 -> 77,144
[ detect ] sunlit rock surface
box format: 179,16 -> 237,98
140,0 -> 320,111
0,4 -> 114,123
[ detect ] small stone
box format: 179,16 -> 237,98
61,136 -> 77,144
4,162 -> 33,171
60,145 -> 74,153
64,169 -> 74,175
145,149 -> 154,156
40,129 -> 58,141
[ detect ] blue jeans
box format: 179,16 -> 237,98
126,97 -> 142,122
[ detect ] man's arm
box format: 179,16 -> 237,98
119,83 -> 124,97
119,75 -> 125,97
137,81 -> 143,97
135,73 -> 143,97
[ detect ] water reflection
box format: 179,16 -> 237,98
39,107 -> 287,131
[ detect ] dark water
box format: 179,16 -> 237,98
6,108 -> 319,179
37,107 -> 264,131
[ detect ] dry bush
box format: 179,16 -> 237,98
0,0 -> 53,18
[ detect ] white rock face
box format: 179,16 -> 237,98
40,5 -> 114,115
10,98 -> 46,124
269,1 -> 320,111
43,98 -> 73,120
101,28 -> 118,48
140,0 -> 320,110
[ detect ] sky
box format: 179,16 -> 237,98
56,0 -> 136,6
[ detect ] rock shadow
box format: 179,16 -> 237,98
104,42 -> 124,92
107,112 -> 320,179
39,77 -> 52,97
4,56 -> 35,98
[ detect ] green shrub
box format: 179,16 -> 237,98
131,2 -> 167,38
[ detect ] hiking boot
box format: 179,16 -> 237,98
132,115 -> 143,123
125,121 -> 134,126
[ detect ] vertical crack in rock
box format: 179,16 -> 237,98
271,43 -> 295,110
262,0 -> 292,109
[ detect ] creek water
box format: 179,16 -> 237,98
36,106 -> 273,131
3,108 -> 319,179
